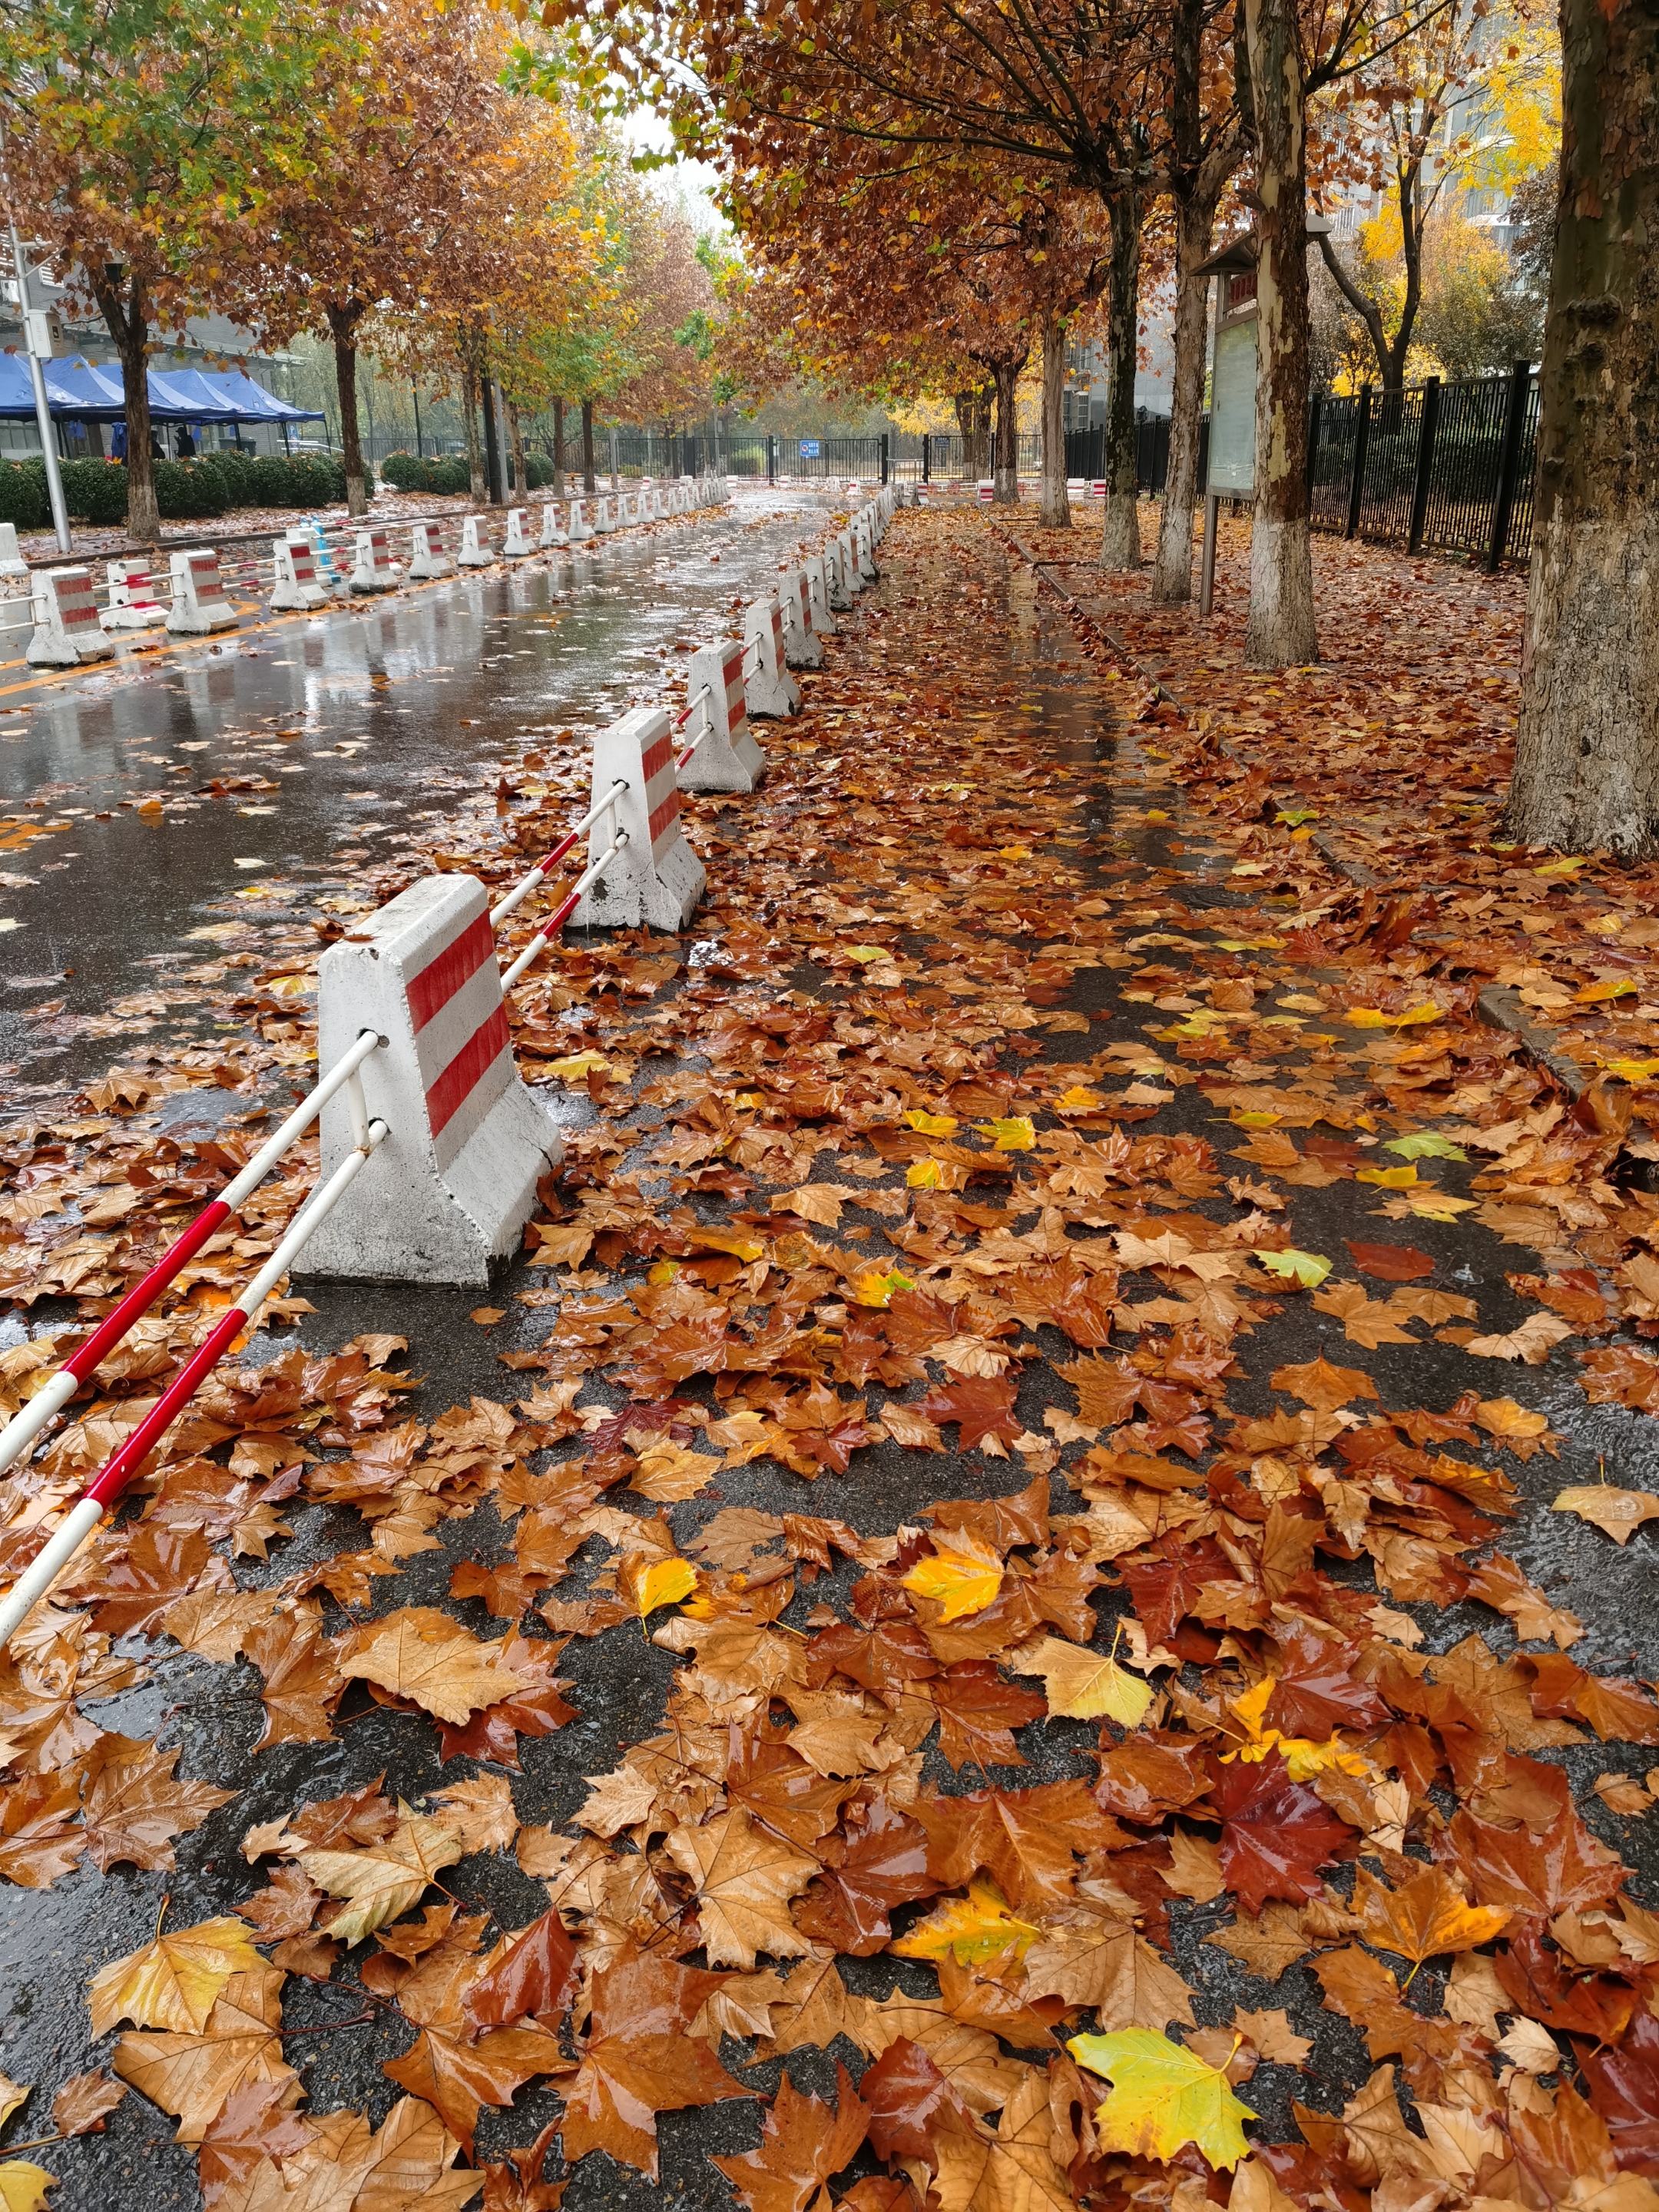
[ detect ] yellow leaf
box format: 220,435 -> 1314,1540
1533,855 -> 1584,876
689,1227 -> 765,1262
1253,1248 -> 1332,1288
906,1157 -> 943,1188
88,1917 -> 263,2036
975,1116 -> 1035,1151
0,2163 -> 54,2211
843,944 -> 889,963
1068,2028 -> 1255,2169
616,1551 -> 698,1620
903,1110 -> 959,1135
892,1877 -> 1041,1966
850,1266 -> 915,1309
1603,1059 -> 1659,1083
1055,1085 -> 1105,1114
1013,1635 -> 1154,1725
1230,1111 -> 1283,1128
544,1051 -> 609,1082
1576,978 -> 1637,1003
903,1538 -> 1003,1622
998,844 -> 1031,859
1346,1005 -> 1442,1028
1356,1164 -> 1419,1187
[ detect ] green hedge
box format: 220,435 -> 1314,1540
0,459 -> 49,531
380,451 -> 468,495
59,458 -> 130,525
154,457 -> 230,518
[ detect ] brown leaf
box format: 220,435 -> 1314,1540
1267,1355 -> 1379,1415
662,1808 -> 820,1969
51,2069 -> 125,2137
382,2021 -> 568,2160
79,1734 -> 235,1874
712,2063 -> 869,2212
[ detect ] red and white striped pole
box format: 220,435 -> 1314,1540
675,684 -> 714,769
0,1027 -> 385,1483
0,1091 -> 389,1651
488,779 -> 629,931
498,829 -> 631,990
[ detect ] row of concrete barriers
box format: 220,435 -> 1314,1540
0,479 -> 901,1654
15,475 -> 730,668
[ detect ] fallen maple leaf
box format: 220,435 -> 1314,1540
339,1608 -> 523,1725
1343,1240 -> 1435,1281
1352,1864 -> 1510,1968
663,1809 -> 820,1968
113,1963 -> 294,2144
615,1551 -> 699,1620
298,1803 -> 464,1945
929,2068 -> 1074,2212
431,1773 -> 520,1854
1012,1634 -> 1154,1725
78,1734 -> 235,1874
50,2070 -> 124,2139
558,1949 -> 748,2179
88,1916 -> 263,2036
903,1536 -> 1004,1622
892,1877 -> 1040,1968
1209,1750 -> 1354,1915
0,2163 -> 54,2210
712,2064 -> 869,2212
1068,2028 -> 1256,2171
1267,1355 -> 1379,1415
1552,1485 -> 1659,1543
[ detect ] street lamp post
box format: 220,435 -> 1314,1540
0,132 -> 70,555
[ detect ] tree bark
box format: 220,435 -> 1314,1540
1039,310 -> 1071,528
581,397 -> 596,494
1153,187 -> 1224,600
1502,0 -> 1658,856
93,275 -> 157,542
461,365 -> 485,502
326,305 -> 369,518
552,399 -> 565,498
507,401 -> 525,497
991,359 -> 1022,503
1243,0 -> 1318,666
1100,194 -> 1144,571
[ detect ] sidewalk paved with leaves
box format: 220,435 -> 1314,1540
1,502 -> 1657,2212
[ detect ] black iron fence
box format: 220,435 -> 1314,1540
1307,359 -> 1538,570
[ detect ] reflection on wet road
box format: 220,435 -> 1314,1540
0,491 -> 837,1098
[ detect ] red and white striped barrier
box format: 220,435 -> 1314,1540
778,570 -> 822,670
271,533 -> 329,611
804,552 -> 837,637
503,508 -> 534,558
574,706 -> 705,932
27,568 -> 117,667
104,558 -> 166,633
679,640 -> 765,794
831,531 -> 859,609
0,523 -> 24,579
568,498 -> 593,543
594,496 -> 616,535
167,549 -> 239,634
300,876 -> 562,1285
459,516 -> 495,568
743,594 -> 800,719
0,1028 -> 387,1650
408,522 -> 452,581
350,527 -> 396,595
539,503 -> 568,550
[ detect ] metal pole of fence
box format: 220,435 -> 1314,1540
1306,390 -> 1322,495
767,433 -> 775,485
1406,376 -> 1441,554
1485,359 -> 1533,574
1345,384 -> 1373,540
880,433 -> 889,487
2,127 -> 71,557
922,434 -> 930,485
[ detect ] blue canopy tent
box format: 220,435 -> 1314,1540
194,369 -> 320,423
0,353 -> 323,445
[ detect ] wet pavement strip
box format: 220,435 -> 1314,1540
0,502 -> 1654,2202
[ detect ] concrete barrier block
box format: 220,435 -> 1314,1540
804,552 -> 837,637
27,567 -> 115,666
0,523 -> 25,580
459,516 -> 495,568
743,594 -> 800,719
540,503 -> 568,549
681,640 -> 766,794
166,550 -> 239,634
104,557 -> 167,630
574,707 -> 705,932
502,508 -> 534,557
407,522 -> 453,580
299,874 -> 562,1286
779,570 -> 822,669
853,514 -> 879,582
567,498 -> 593,543
349,527 -> 396,595
831,531 -> 859,608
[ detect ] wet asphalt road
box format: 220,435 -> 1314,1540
0,491 -> 838,1107
2,505 -> 1657,2205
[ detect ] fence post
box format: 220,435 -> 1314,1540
880,433 -> 889,486
1345,384 -> 1373,539
1406,376 -> 1441,554
922,434 -> 930,485
1306,390 -> 1321,495
1485,358 -> 1533,573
